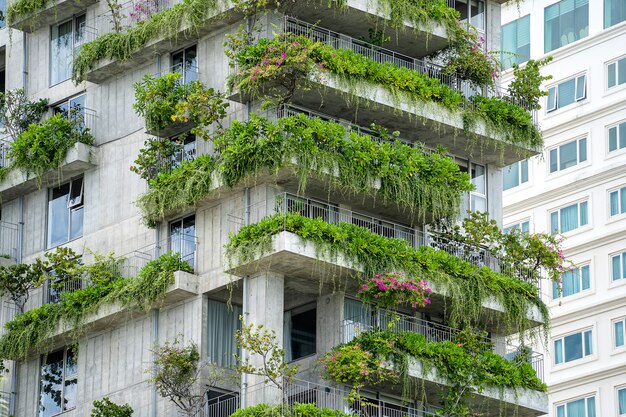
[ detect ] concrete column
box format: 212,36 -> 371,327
316,292 -> 344,356
245,271 -> 285,406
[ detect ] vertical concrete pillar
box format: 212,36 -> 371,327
316,292 -> 344,356
245,271 -> 284,406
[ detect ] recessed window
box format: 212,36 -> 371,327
169,214 -> 196,269
554,329 -> 593,364
552,264 -> 590,299
171,134 -> 197,167
609,121 -> 626,152
470,163 -> 486,212
555,395 -> 596,417
614,318 -> 626,348
611,251 -> 626,281
284,304 -> 316,362
172,45 -> 198,84
610,186 -> 626,216
618,387 -> 626,415
503,220 -> 530,234
605,0 -> 626,28
547,74 -> 587,112
608,56 -> 626,89
50,15 -> 85,85
54,94 -> 88,129
501,15 -> 531,70
207,299 -> 241,368
544,0 -> 589,53
550,200 -> 588,234
39,347 -> 78,416
47,177 -> 84,248
549,138 -> 587,173
503,160 -> 529,190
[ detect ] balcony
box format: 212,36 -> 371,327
8,0 -> 98,32
0,221 -> 18,266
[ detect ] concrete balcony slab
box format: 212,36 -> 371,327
0,142 -> 96,202
8,0 -> 98,32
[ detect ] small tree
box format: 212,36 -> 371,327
91,397 -> 133,417
0,262 -> 46,313
236,317 -> 298,391
0,89 -> 49,141
508,57 -> 553,110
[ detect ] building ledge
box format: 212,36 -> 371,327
0,257 -> 16,267
225,231 -> 544,332
8,0 -> 98,32
407,358 -> 548,416
0,142 -> 96,202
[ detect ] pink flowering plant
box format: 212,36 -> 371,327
356,272 -> 432,310
129,0 -> 159,24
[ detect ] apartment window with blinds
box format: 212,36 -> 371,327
552,264 -> 590,299
605,0 -> 626,28
609,121 -> 626,152
555,396 -> 596,417
607,56 -> 626,89
501,15 -> 530,70
503,220 -> 530,234
614,318 -> 626,349
207,299 -> 241,368
611,251 -> 626,281
609,186 -> 626,216
554,329 -> 593,364
503,160 -> 528,190
547,74 -> 586,112
549,138 -> 587,173
544,0 -> 589,53
550,200 -> 588,234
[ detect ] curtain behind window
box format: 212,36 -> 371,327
207,300 -> 241,368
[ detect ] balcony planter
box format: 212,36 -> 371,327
7,0 -> 98,32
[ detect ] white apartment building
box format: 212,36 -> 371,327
0,0 -> 550,415
501,0 -> 626,415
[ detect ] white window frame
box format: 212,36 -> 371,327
607,54 -> 626,90
547,73 -> 587,113
503,159 -> 529,191
553,328 -> 594,365
608,119 -> 626,154
503,219 -> 530,234
617,385 -> 626,416
609,185 -> 626,217
613,317 -> 626,350
549,199 -> 589,235
611,250 -> 626,282
552,263 -> 591,300
548,136 -> 587,174
47,177 -> 85,249
555,395 -> 596,417
49,14 -> 86,86
39,346 -> 78,416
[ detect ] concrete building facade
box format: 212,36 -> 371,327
501,0 -> 626,415
0,0 -> 549,416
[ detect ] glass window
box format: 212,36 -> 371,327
47,178 -> 84,248
547,74 -> 587,112
503,160 -> 529,190
50,15 -> 85,85
610,186 -> 626,216
550,200 -> 588,234
608,56 -> 626,89
501,15 -> 531,70
172,45 -> 198,84
169,214 -> 196,269
503,220 -> 530,234
39,347 -> 77,417
207,299 -> 242,368
609,121 -> 626,152
605,0 -> 626,28
552,265 -> 590,298
556,396 -> 596,417
544,0 -> 589,53
54,94 -> 87,129
615,318 -> 626,348
284,305 -> 316,362
554,329 -> 593,364
470,163 -> 486,212
619,387 -> 626,415
549,138 -> 587,173
611,251 -> 626,281
171,134 -> 197,167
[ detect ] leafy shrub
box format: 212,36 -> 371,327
91,397 -> 134,417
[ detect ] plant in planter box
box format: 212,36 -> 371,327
356,272 -> 432,310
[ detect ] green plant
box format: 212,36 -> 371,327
227,213 -> 548,337
5,0 -> 46,27
130,137 -> 183,182
105,0 -> 126,33
91,397 -> 134,417
508,57 -> 553,111
132,73 -> 192,133
0,261 -> 46,313
0,89 -> 49,140
356,272 -> 432,310
230,403 -> 355,417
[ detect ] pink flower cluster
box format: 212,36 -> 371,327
357,271 -> 432,309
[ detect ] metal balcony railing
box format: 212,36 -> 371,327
342,310 -> 544,382
156,63 -> 200,85
0,391 -> 12,417
282,17 -> 537,121
0,220 -> 18,261
0,138 -> 10,170
254,193 -> 536,283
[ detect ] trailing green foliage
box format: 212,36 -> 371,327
72,0 -> 219,82
226,213 -> 548,336
0,253 -> 192,367
5,0 -> 47,27
91,397 -> 134,417
3,113 -> 94,184
508,57 -> 554,111
231,403 -> 356,417
230,35 -> 542,153
137,114 -> 473,224
323,330 -> 546,415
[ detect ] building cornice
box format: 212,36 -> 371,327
549,294 -> 626,325
548,362 -> 626,392
540,100 -> 626,137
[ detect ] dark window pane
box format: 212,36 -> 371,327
39,350 -> 64,417
563,332 -> 583,362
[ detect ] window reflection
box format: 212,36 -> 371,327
39,348 -> 76,417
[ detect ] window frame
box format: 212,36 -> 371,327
39,346 -> 78,416
605,0 -> 626,28
46,177 -> 85,249
544,0 -> 589,53
49,14 -> 86,86
503,219 -> 530,234
547,73 -> 587,113
549,199 -> 589,235
503,159 -> 529,191
553,328 -> 594,366
607,119 -> 626,154
607,55 -> 626,90
618,385 -> 626,416
613,317 -> 626,350
500,14 -> 531,71
609,185 -> 626,217
552,263 -> 591,300
470,162 -> 487,212
284,302 -> 317,363
171,44 -> 198,84
554,394 -> 596,417
168,214 -> 196,270
610,250 -> 626,282
548,137 -> 588,174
